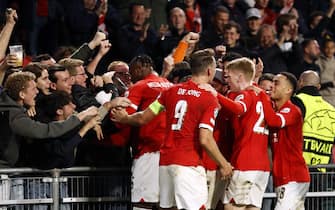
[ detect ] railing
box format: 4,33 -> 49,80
262,164 -> 335,210
0,167 -> 131,210
0,165 -> 335,210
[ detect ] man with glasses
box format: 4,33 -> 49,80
58,58 -> 118,111
58,57 -> 123,167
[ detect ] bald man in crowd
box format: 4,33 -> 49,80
293,70 -> 335,209
293,70 -> 335,168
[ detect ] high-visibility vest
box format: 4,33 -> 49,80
296,93 -> 335,171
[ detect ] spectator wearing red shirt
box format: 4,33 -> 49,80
255,0 -> 278,25
184,0 -> 202,32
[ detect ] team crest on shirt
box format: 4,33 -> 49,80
280,107 -> 290,113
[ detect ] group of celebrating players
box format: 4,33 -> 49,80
111,49 -> 309,210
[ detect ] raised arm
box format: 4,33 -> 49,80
10,106 -> 98,139
0,8 -> 17,61
70,31 -> 106,63
198,83 -> 245,115
111,99 -> 163,126
217,94 -> 245,115
259,91 -> 286,128
86,39 -> 111,75
111,106 -> 157,126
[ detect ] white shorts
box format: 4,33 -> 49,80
206,170 -> 228,210
223,170 -> 269,208
131,152 -> 160,203
274,182 -> 309,210
159,165 -> 208,210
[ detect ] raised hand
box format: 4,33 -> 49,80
253,57 -> 264,81
77,106 -> 98,121
198,83 -> 218,97
91,75 -> 104,88
330,0 -> 335,9
5,54 -> 19,67
215,45 -> 226,57
161,54 -> 174,78
110,97 -> 131,108
79,115 -> 102,138
140,23 -> 150,42
246,84 -> 263,95
182,32 -> 200,44
98,39 -> 112,56
111,107 -> 129,123
102,71 -> 115,84
6,8 -> 18,25
103,97 -> 131,110
89,31 -> 107,49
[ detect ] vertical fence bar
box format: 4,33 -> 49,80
51,169 -> 60,210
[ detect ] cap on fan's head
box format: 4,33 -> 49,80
246,8 -> 261,20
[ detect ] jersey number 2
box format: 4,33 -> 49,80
171,100 -> 187,130
253,101 -> 269,135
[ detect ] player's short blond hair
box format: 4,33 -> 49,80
226,57 -> 255,82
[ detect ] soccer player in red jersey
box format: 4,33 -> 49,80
112,49 -> 233,210
205,108 -> 233,210
203,61 -> 233,210
249,72 -> 310,210
112,55 -> 173,210
203,58 -> 270,210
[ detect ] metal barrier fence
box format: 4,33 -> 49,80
0,165 -> 335,210
0,167 -> 131,210
262,164 -> 335,210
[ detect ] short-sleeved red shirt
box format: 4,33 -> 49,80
126,73 -> 173,158
228,90 -> 270,171
157,80 -> 220,166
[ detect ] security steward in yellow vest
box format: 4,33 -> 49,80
292,71 -> 335,172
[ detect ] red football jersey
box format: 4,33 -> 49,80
227,90 -> 270,171
156,80 -> 220,166
204,108 -> 234,170
126,73 -> 173,158
259,91 -> 310,187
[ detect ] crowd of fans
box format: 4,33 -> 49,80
0,0 -> 334,79
1,0 -> 335,210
